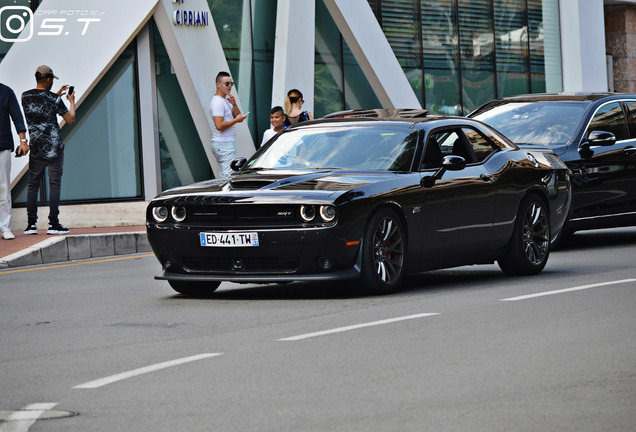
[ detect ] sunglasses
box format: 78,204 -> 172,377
223,82 -> 235,87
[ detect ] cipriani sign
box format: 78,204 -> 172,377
172,0 -> 209,27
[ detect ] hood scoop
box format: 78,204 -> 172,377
228,179 -> 276,190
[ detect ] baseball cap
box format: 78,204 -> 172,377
35,65 -> 59,80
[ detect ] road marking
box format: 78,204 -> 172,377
73,353 -> 223,389
0,254 -> 154,275
0,403 -> 57,432
499,279 -> 636,302
278,313 -> 440,341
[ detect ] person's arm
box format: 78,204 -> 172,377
7,88 -> 26,135
212,95 -> 246,131
17,131 -> 29,156
61,88 -> 75,125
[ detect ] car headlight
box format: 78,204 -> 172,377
171,206 -> 186,222
300,205 -> 316,222
319,205 -> 337,222
152,206 -> 168,222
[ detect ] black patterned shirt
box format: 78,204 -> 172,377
21,89 -> 68,160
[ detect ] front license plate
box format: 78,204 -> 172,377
200,232 -> 259,247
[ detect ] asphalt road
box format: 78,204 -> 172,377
1,228 -> 635,431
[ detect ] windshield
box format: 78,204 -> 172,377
245,126 -> 418,171
472,102 -> 587,146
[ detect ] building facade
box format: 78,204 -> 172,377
0,0 -> 633,227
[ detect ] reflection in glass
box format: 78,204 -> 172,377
588,102 -> 629,141
315,1 -> 345,116
420,0 -> 461,114
154,23 -> 210,190
529,0 -> 562,92
494,0 -> 529,96
379,1 -> 422,105
458,0 -> 495,113
58,45 -> 141,200
472,102 -> 586,145
247,126 -> 417,171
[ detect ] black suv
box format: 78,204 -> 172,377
470,93 -> 636,239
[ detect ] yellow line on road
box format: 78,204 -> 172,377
0,254 -> 155,275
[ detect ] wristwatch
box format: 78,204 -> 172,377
20,139 -> 27,142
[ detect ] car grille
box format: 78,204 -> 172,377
182,256 -> 301,274
187,205 -> 298,227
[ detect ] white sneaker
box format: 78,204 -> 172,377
2,230 -> 15,240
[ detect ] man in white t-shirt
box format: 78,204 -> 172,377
209,71 -> 247,178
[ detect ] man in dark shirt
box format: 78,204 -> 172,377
0,83 -> 29,240
21,65 -> 75,235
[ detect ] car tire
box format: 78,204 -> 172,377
358,207 -> 406,294
168,280 -> 221,296
498,194 -> 550,275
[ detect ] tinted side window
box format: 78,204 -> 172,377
627,101 -> 636,137
461,128 -> 497,163
587,102 -> 629,141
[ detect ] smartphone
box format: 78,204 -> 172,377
68,86 -> 74,96
15,147 -> 23,157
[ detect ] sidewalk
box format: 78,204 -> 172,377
0,226 -> 150,269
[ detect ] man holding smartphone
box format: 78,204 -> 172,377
209,71 -> 248,178
21,65 -> 75,235
0,82 -> 29,240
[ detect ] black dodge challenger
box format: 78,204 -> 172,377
146,111 -> 571,295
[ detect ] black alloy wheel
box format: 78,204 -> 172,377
359,207 -> 406,294
499,194 -> 550,275
168,280 -> 221,296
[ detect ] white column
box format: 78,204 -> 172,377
136,23 -> 162,200
271,0 -> 316,113
559,0 -> 608,92
322,0 -> 421,109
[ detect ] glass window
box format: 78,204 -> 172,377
627,101 -> 636,136
315,2 -> 380,116
462,127 -> 496,162
458,0 -> 495,113
378,0 -> 423,106
343,39 -> 382,111
587,102 -> 629,142
154,23 -> 210,190
472,101 -> 587,146
315,1 -> 345,116
528,0 -> 562,93
420,0 -> 461,114
421,133 -> 445,169
58,44 -> 141,200
247,126 -> 416,171
494,0 -> 529,97
251,0 -> 277,142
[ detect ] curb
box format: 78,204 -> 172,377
0,232 -> 151,269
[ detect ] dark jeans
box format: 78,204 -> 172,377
27,152 -> 64,225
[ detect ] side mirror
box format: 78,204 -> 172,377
421,155 -> 466,188
581,130 -> 616,149
230,157 -> 248,171
579,130 -> 616,158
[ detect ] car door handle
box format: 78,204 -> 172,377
480,173 -> 492,182
624,146 -> 636,156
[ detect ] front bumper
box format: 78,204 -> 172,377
147,224 -> 363,282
